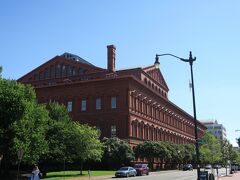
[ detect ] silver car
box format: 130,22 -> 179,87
115,166 -> 137,177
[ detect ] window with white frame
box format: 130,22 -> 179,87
111,125 -> 116,137
96,98 -> 101,110
67,101 -> 72,112
81,99 -> 87,111
111,96 -> 117,109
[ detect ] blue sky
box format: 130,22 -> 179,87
1,0 -> 240,146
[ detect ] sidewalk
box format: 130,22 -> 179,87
218,172 -> 240,180
66,175 -> 113,180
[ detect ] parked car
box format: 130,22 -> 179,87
183,164 -> 193,171
133,164 -> 149,176
205,164 -> 212,169
231,164 -> 239,172
115,166 -> 137,177
213,164 -> 222,169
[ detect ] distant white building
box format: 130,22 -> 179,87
200,119 -> 227,142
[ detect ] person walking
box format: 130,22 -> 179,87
31,165 -> 41,180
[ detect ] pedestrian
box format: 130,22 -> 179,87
31,165 -> 41,180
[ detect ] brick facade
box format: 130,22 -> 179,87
18,45 -> 206,148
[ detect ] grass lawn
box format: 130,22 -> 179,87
43,170 -> 115,180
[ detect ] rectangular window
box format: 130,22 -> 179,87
111,125 -> 116,137
96,98 -> 101,110
81,99 -> 87,111
67,101 -> 72,112
111,97 -> 117,109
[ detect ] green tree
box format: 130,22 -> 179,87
157,142 -> 170,170
44,102 -> 103,174
236,150 -> 240,164
43,102 -> 74,163
0,79 -> 48,175
135,141 -> 162,170
0,80 -> 36,130
72,123 -> 103,174
102,137 -> 134,169
11,103 -> 49,164
182,144 -> 195,164
199,132 -> 221,165
161,142 -> 180,169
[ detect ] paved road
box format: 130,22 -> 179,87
68,168 -> 234,180
104,170 -> 196,180
103,168 -> 231,180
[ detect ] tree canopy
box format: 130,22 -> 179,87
199,132 -> 222,165
102,137 -> 134,169
0,78 -> 48,166
0,76 -> 103,175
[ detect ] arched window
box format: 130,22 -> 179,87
50,65 -> 54,78
67,65 -> 72,76
61,64 -> 66,77
144,78 -> 147,84
55,64 -> 60,78
43,68 -> 48,79
145,127 -> 149,140
132,122 -> 137,137
148,81 -> 151,87
72,66 -> 76,76
150,128 -> 154,140
139,125 -> 143,139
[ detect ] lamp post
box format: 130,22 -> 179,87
17,149 -> 24,180
155,52 -> 200,180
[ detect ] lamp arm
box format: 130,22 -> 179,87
156,53 -> 196,63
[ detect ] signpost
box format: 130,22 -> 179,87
199,171 -> 208,180
0,154 -> 3,166
0,154 -> 3,176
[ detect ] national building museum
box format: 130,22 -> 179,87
18,45 -> 206,148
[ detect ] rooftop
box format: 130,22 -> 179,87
61,52 -> 93,66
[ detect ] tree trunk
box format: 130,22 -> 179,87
80,161 -> 83,175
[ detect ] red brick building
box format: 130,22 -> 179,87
18,45 -> 206,147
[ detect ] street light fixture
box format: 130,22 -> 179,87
155,52 -> 200,180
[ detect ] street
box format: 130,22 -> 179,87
103,168 -> 231,180
109,170 -> 196,180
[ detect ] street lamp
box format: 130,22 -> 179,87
17,149 -> 24,180
155,52 -> 200,180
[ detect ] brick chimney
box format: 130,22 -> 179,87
107,45 -> 116,72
